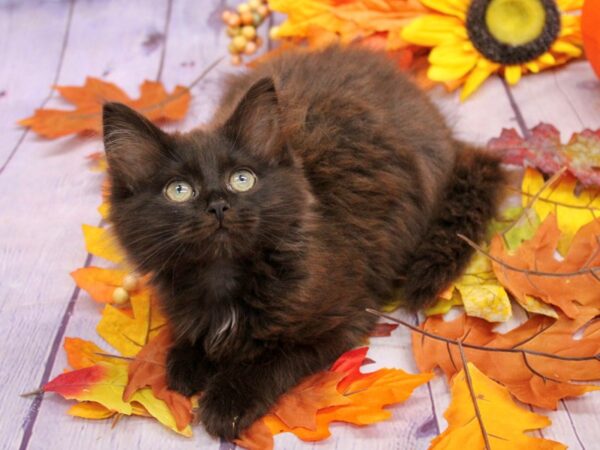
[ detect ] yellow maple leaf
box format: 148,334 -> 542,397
82,224 -> 124,264
431,363 -> 566,449
96,292 -> 154,357
522,168 -> 600,254
426,252 -> 556,322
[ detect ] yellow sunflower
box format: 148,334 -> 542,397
401,0 -> 583,99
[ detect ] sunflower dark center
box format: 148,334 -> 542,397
466,0 -> 560,64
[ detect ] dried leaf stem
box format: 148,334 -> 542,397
457,233 -> 600,282
365,309 -> 600,363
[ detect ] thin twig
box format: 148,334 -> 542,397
365,309 -> 600,363
457,233 -> 600,280
457,341 -> 492,450
508,186 -> 600,213
20,388 -> 44,398
94,352 -> 135,362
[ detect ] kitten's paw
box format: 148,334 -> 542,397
199,379 -> 269,441
166,346 -> 211,397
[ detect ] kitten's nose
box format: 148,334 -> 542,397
206,199 -> 230,224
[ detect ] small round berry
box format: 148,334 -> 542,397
257,5 -> 269,16
244,41 -> 258,55
269,26 -> 280,40
248,0 -> 261,10
231,54 -> 243,66
226,25 -> 240,37
237,3 -> 250,14
112,287 -> 130,305
232,35 -> 248,51
227,14 -> 241,27
221,10 -> 231,22
228,41 -> 240,54
252,12 -> 263,26
122,273 -> 139,292
241,25 -> 256,39
240,11 -> 254,25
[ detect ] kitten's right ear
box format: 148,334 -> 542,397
103,102 -> 171,189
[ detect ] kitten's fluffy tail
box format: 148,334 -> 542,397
402,143 -> 506,309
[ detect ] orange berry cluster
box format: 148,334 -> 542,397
222,0 -> 270,65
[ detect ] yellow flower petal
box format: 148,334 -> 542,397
551,40 -> 583,57
538,52 -> 556,65
556,0 -> 584,11
525,61 -> 540,73
401,15 -> 465,46
428,57 -> 477,81
504,65 -> 522,85
421,0 -> 470,20
429,44 -> 478,66
460,60 -> 498,100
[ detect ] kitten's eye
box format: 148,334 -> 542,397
229,169 -> 257,193
165,180 -> 195,202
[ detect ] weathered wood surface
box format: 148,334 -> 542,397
1,1 -> 599,449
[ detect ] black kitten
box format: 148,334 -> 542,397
103,45 -> 505,440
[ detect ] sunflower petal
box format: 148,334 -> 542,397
421,0 -> 470,20
551,40 -> 583,57
428,57 -> 477,81
525,61 -> 540,73
460,60 -> 498,100
504,65 -> 522,85
401,15 -> 465,46
538,52 -> 556,65
556,0 -> 584,12
429,44 -> 478,66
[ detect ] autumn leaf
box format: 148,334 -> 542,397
521,168 -> 600,253
489,214 -> 600,318
19,77 -> 190,139
43,361 -> 191,436
432,363 -> 565,449
97,291 -> 166,357
269,0 -> 426,50
82,224 -> 124,264
64,337 -> 126,369
488,124 -> 600,187
235,347 -> 432,449
425,251 -> 556,322
123,328 -> 193,432
71,267 -> 129,303
413,313 -> 600,409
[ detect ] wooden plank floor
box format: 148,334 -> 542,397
1,1 -> 599,449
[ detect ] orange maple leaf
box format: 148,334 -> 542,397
235,347 -> 432,449
489,215 -> 600,318
412,312 -> 600,409
19,77 -> 190,138
123,328 -> 193,432
71,267 -> 129,303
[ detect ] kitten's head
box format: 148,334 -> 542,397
103,78 -> 311,277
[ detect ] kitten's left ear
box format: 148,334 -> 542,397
103,102 -> 173,190
223,77 -> 291,165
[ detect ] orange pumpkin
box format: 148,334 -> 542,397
583,0 -> 600,78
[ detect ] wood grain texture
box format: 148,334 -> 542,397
1,1 -> 599,449
0,0 -> 72,170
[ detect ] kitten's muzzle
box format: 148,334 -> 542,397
206,199 -> 230,225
